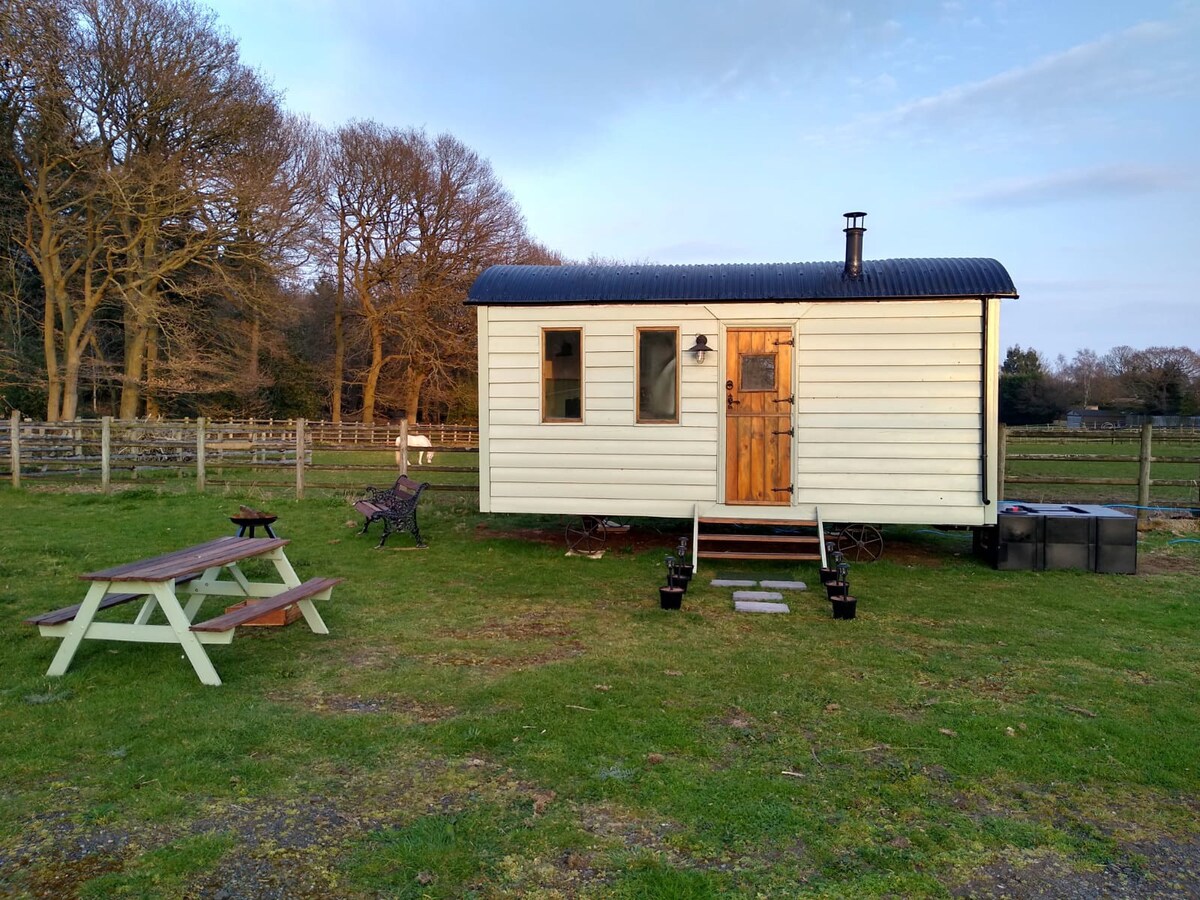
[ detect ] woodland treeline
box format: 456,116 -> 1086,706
0,0 -> 559,424
1000,345 -> 1200,425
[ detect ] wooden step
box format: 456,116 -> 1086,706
699,517 -> 817,527
696,516 -> 823,563
700,554 -> 820,561
698,534 -> 820,544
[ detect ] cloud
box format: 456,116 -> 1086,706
955,164 -> 1187,208
867,18 -> 1197,138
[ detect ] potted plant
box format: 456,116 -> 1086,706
659,555 -> 684,609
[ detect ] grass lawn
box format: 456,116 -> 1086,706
1,487 -> 1198,897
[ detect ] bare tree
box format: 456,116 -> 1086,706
73,0 -> 282,417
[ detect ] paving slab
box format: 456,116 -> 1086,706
760,580 -> 806,591
732,590 -> 785,602
711,579 -> 757,587
735,601 -> 791,613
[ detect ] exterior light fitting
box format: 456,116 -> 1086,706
686,334 -> 710,364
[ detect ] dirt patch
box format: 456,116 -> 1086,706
473,522 -> 681,554
419,641 -> 586,669
265,690 -> 458,721
424,612 -> 587,669
1137,547 -> 1200,576
949,835 -> 1200,898
440,613 -> 578,642
877,534 -> 966,568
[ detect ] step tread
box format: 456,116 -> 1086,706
698,551 -> 822,561
698,534 -> 820,544
699,518 -> 818,527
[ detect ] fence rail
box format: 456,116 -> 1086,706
2,416 -> 1197,511
0,414 -> 479,497
1001,424 -> 1200,511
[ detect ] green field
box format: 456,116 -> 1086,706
1,487 -> 1198,897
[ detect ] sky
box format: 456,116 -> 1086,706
204,0 -> 1200,362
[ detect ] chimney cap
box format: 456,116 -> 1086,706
843,211 -> 867,219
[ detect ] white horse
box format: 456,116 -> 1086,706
395,433 -> 434,466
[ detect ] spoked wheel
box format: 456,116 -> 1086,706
835,524 -> 884,562
565,516 -> 608,554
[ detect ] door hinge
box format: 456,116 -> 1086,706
774,338 -> 795,346
772,484 -> 794,493
771,427 -> 794,437
772,394 -> 795,405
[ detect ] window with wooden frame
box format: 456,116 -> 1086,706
636,327 -> 679,423
542,328 -> 582,422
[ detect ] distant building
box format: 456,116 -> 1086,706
1065,408 -> 1126,429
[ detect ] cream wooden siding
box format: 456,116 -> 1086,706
478,299 -> 997,525
792,299 -> 990,525
480,305 -> 720,517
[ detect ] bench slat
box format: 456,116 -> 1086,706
25,575 -> 201,627
190,577 -> 342,633
25,592 -> 145,627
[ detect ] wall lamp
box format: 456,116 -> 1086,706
686,334 -> 711,364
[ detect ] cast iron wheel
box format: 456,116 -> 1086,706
565,516 -> 608,554
835,523 -> 884,562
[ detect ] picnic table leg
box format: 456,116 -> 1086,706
263,547 -> 329,634
132,595 -> 159,625
151,583 -> 223,686
45,582 -> 109,677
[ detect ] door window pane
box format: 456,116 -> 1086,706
637,329 -> 678,422
543,329 -> 582,421
740,354 -> 777,391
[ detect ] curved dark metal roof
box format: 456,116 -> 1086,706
467,258 -> 1018,305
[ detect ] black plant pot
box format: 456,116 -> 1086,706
674,563 -> 694,582
659,586 -> 684,610
825,581 -> 850,601
831,597 -> 857,619
668,572 -> 689,590
819,567 -> 838,585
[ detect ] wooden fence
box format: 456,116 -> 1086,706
2,415 -> 1197,509
0,414 -> 479,498
1001,424 -> 1200,510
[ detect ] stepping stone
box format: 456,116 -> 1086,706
732,590 -> 784,602
760,580 -> 806,591
735,600 -> 791,613
711,579 -> 757,587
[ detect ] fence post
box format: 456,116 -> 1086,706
295,418 -> 306,499
196,417 -> 206,492
9,410 -> 20,489
1137,422 -> 1153,517
398,418 -> 409,476
101,416 -> 112,493
997,423 -> 1007,503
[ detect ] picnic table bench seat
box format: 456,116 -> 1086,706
190,577 -> 342,633
25,591 -> 146,627
353,475 -> 430,549
24,575 -> 201,628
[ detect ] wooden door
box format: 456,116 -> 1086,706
725,328 -> 793,505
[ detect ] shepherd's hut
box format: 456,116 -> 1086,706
466,213 -> 1019,562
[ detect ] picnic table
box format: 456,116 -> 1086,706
26,536 -> 341,686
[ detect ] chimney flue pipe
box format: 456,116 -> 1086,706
843,211 -> 866,278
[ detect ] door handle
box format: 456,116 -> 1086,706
726,394 -> 740,408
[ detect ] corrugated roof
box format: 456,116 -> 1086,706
467,258 -> 1018,305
